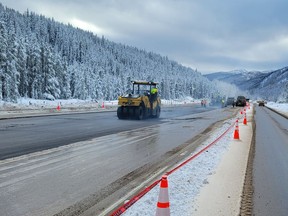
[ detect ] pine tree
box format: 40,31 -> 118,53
16,39 -> 28,98
5,25 -> 20,102
0,20 -> 8,100
41,43 -> 60,98
26,35 -> 41,98
0,4 -> 224,102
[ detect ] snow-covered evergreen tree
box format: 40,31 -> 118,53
0,3 -> 222,102
0,20 -> 8,100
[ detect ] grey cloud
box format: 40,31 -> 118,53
1,0 -> 288,73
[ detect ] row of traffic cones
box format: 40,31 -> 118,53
233,108 -> 248,139
146,106 -> 251,215
154,107 -> 250,215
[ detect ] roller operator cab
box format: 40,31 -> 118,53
117,81 -> 161,120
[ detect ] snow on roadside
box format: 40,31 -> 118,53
0,98 -> 202,119
0,98 -> 118,110
0,97 -> 200,111
122,118 -> 236,216
265,102 -> 288,117
0,99 -> 119,119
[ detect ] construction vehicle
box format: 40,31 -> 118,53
235,96 -> 246,107
117,81 -> 161,120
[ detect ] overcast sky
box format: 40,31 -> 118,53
1,0 -> 288,74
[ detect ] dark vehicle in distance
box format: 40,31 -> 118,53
258,100 -> 265,106
225,97 -> 235,107
235,96 -> 246,107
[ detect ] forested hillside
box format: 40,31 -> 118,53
249,67 -> 288,102
205,67 -> 288,102
0,4 -> 219,102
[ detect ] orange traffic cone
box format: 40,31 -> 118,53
243,113 -> 247,125
56,103 -> 61,111
234,119 -> 240,139
156,175 -> 170,216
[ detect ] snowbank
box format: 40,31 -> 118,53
0,98 -> 118,110
0,98 -> 201,111
0,98 -> 118,119
0,98 -> 203,119
265,102 -> 288,117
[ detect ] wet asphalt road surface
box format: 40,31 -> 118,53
0,105 -> 215,160
0,105 -> 236,216
253,106 -> 288,216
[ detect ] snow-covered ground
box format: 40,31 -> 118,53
265,101 -> 288,117
0,97 -> 200,110
0,98 -> 117,113
0,97 -> 201,119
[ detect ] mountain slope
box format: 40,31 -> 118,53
250,67 -> 288,101
0,3 -> 217,102
205,68 -> 288,101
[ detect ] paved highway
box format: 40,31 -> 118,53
0,105 -> 237,216
253,106 -> 288,216
0,105 -> 215,160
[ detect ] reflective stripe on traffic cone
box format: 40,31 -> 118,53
243,112 -> 247,125
156,175 -> 170,216
234,119 -> 240,139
